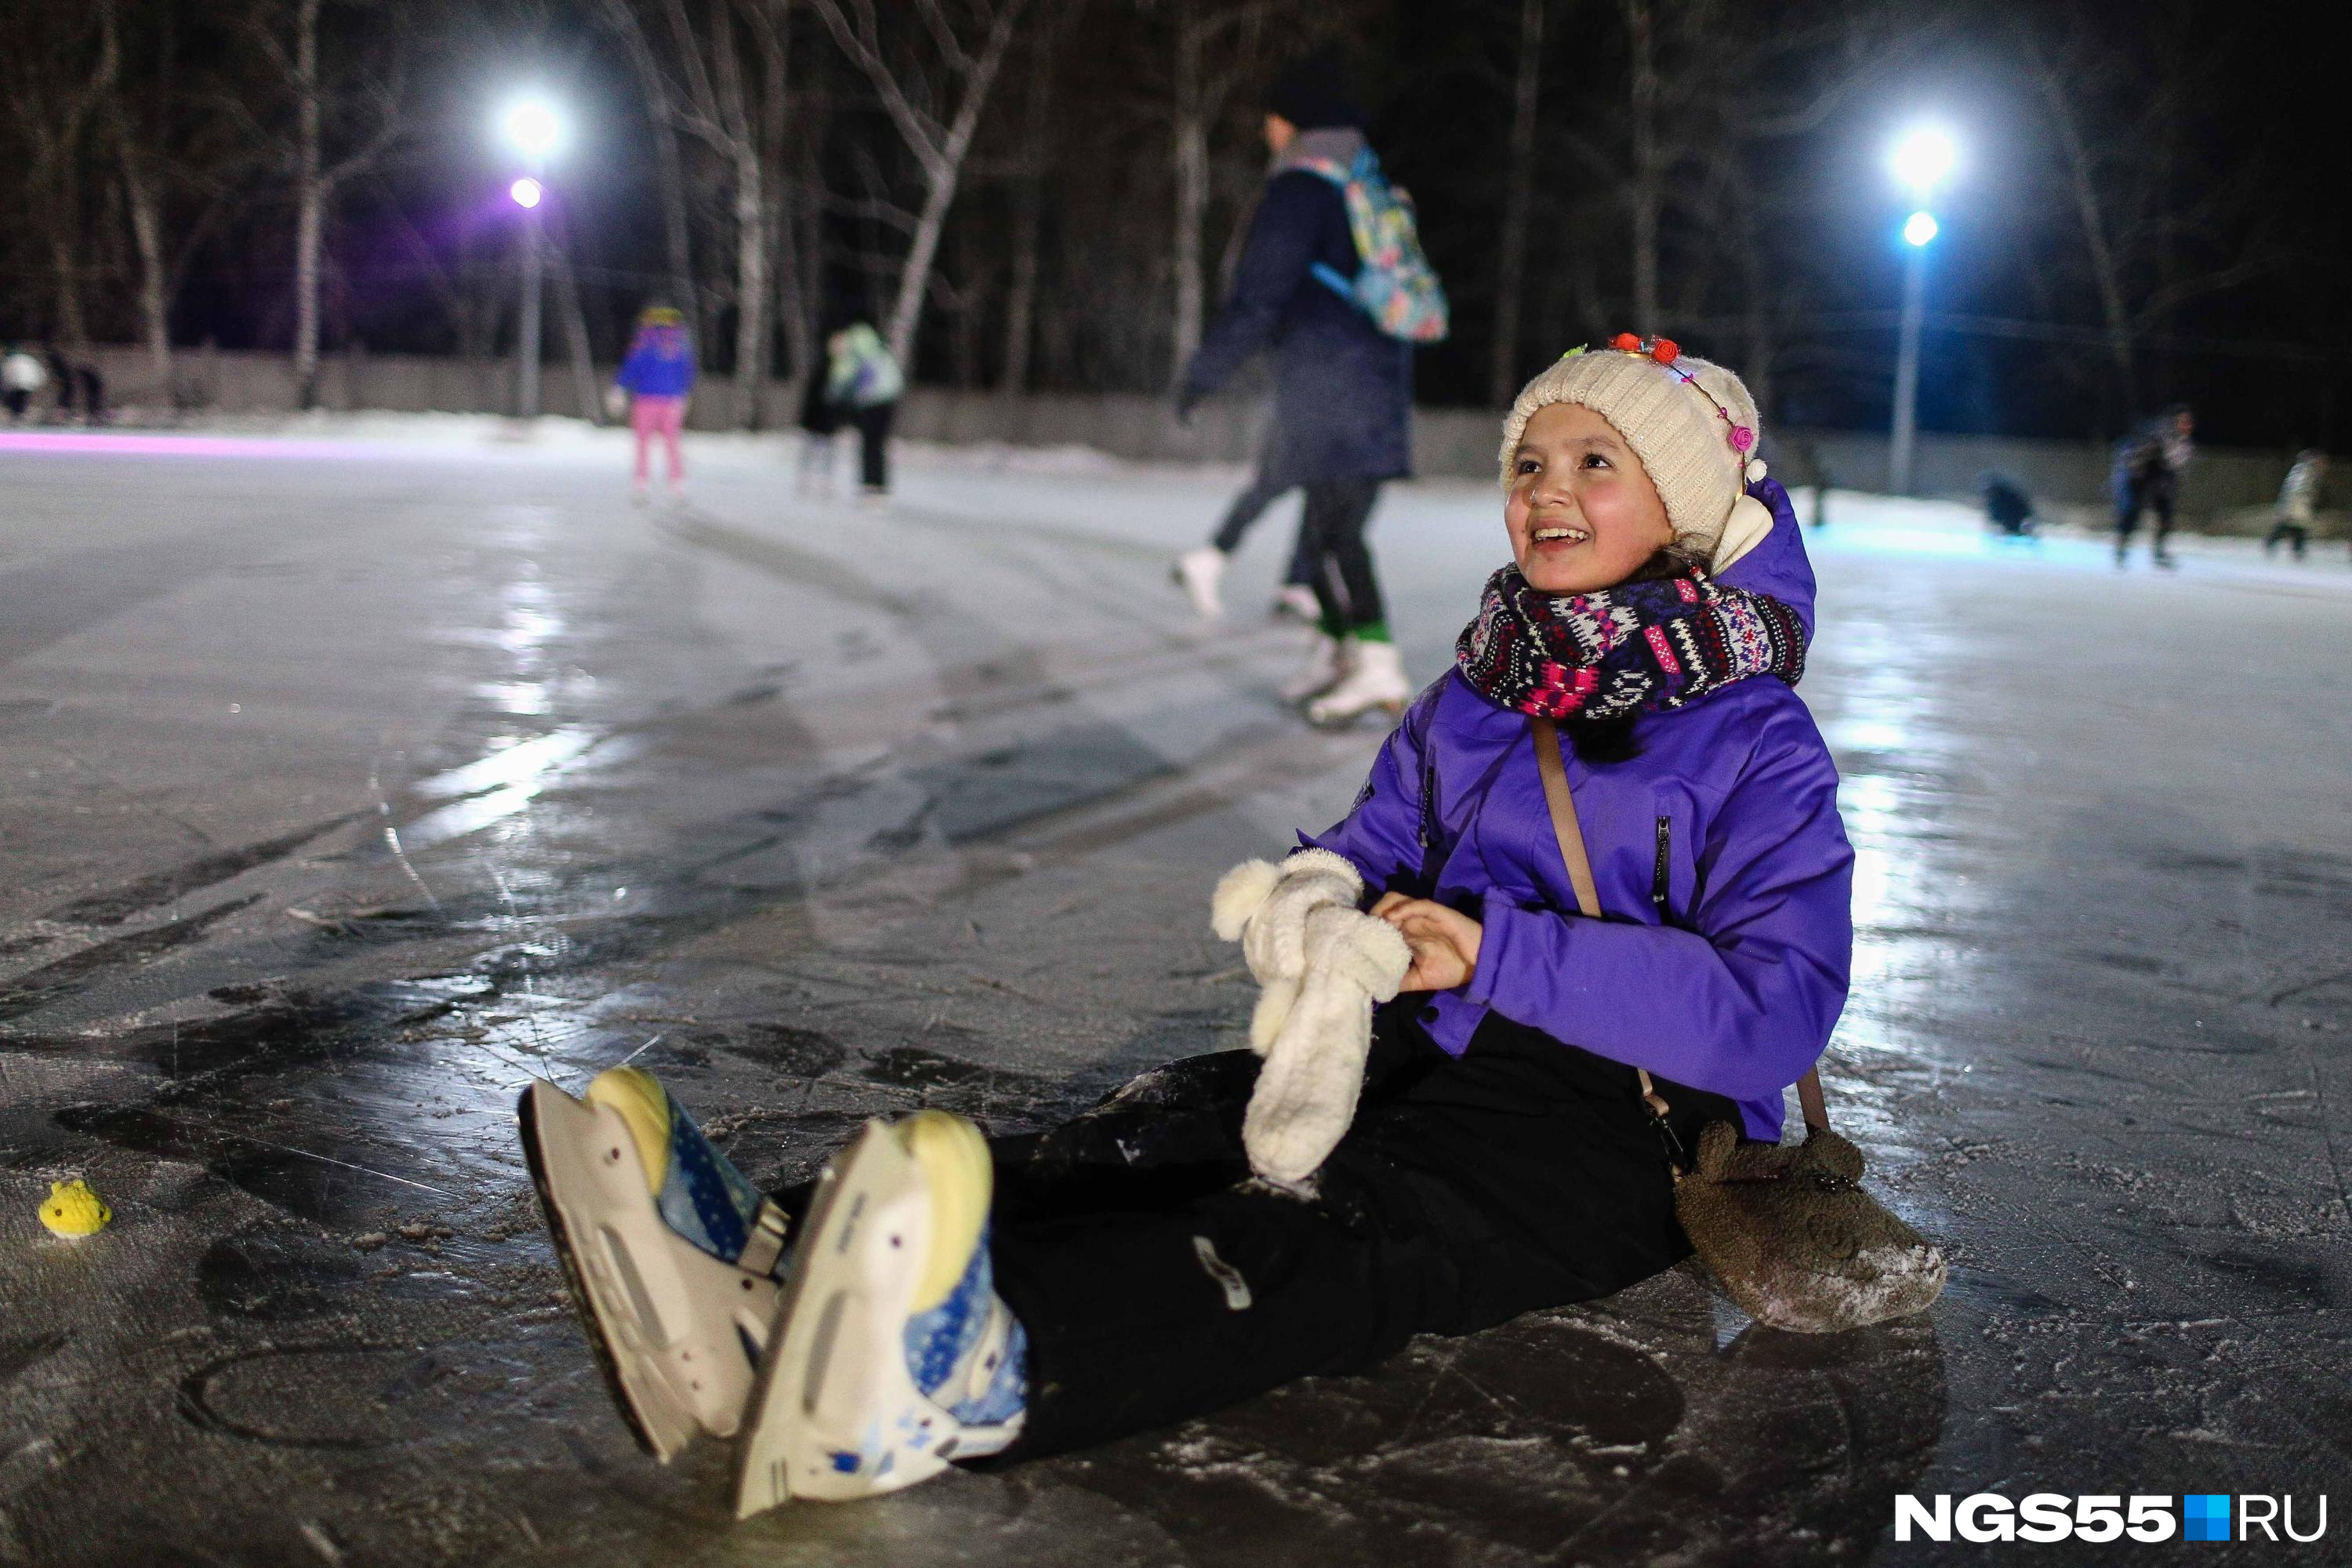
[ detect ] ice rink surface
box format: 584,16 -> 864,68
2,421 -> 2349,1565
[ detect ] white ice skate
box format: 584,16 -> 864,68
1271,583 -> 1320,622
1305,640 -> 1410,727
1279,633 -> 1352,702
518,1071 -> 790,1461
732,1109 -> 1026,1515
1173,546 -> 1225,619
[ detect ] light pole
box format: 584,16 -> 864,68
499,96 -> 564,419
1886,126 -> 1955,496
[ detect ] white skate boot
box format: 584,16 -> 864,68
1279,633 -> 1352,702
1173,547 -> 1226,619
1271,583 -> 1320,622
519,1069 -> 790,1461
1305,640 -> 1410,727
733,1109 -> 1027,1515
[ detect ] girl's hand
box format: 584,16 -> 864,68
1370,894 -> 1482,992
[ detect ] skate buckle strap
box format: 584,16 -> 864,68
736,1200 -> 792,1278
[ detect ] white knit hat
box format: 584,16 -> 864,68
1498,340 -> 1773,572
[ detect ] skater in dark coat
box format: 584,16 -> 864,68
1175,53 -> 1420,723
2113,405 -> 2193,567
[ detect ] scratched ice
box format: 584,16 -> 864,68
2,423 -> 2348,1566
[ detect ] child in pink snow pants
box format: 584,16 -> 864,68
631,394 -> 686,485
613,305 -> 696,495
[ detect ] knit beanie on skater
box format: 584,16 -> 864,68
1499,338 -> 1774,572
1265,49 -> 1366,131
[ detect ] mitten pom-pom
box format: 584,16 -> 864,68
1210,858 -> 1283,941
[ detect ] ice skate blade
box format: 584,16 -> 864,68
733,1120 -> 957,1514
519,1082 -> 776,1463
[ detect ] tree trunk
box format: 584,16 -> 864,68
1624,0 -> 1660,337
122,157 -> 172,387
1628,0 -> 1665,340
49,230 -> 90,348
731,147 -> 768,427
1489,0 -> 1544,406
1000,22 -> 1054,393
2034,61 -> 2135,413
757,1 -> 809,387
606,5 -> 701,331
880,0 -> 1030,372
292,0 -> 325,409
550,220 -> 602,424
1170,3 -> 1208,385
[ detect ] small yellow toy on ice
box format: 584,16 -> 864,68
38,1179 -> 111,1238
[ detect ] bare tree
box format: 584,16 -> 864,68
105,3 -> 249,394
2013,7 -> 2279,420
1167,0 -> 1270,381
1488,0 -> 1545,405
997,20 -> 1058,393
247,0 -> 407,408
0,5 -> 120,347
810,0 -> 1033,370
597,2 -> 702,335
598,0 -> 802,427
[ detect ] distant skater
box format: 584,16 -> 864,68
1174,50 -> 1448,724
795,360 -> 841,497
615,306 -> 696,503
2113,405 -> 2193,568
1980,472 -> 2035,538
0,345 -> 44,421
2265,449 -> 2326,561
825,321 -> 903,503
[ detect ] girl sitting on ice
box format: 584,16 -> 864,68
520,337 -> 1853,1512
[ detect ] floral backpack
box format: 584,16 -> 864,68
1294,147 -> 1451,344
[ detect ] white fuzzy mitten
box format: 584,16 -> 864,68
1210,850 -> 1365,1054
1242,905 -> 1410,1186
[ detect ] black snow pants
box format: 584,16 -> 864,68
2114,469 -> 2176,560
851,401 -> 895,492
1209,473 -> 1315,587
1298,477 -> 1387,634
970,1007 -> 1739,1460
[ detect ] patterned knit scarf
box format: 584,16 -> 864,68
1454,564 -> 1808,722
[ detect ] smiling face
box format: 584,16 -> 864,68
1504,403 -> 1677,593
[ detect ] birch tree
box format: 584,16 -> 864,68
809,0 -> 1033,370
1167,0 -> 1272,380
251,0 -> 407,408
0,5 -> 119,347
2013,7 -> 2279,421
1488,0 -> 1545,405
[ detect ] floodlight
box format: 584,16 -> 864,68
500,97 -> 564,162
1889,126 -> 1956,197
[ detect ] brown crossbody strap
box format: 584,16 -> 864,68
1527,717 -> 1828,1133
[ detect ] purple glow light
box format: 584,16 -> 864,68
510,177 -> 543,209
0,431 -> 403,460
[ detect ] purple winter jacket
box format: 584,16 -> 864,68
1303,479 -> 1853,1142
